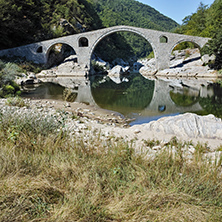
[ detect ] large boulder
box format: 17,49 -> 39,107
201,54 -> 216,65
145,113 -> 222,140
108,65 -> 130,76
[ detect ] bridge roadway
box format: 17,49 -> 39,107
0,25 -> 210,75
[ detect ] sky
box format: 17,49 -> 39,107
138,0 -> 215,24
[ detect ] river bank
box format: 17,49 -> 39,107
1,96 -> 222,221
1,97 -> 222,163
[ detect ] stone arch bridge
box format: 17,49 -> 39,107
0,25 -> 210,75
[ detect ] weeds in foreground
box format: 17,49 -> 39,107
5,96 -> 30,108
0,111 -> 222,221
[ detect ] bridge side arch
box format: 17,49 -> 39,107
165,38 -> 207,69
170,39 -> 203,53
89,27 -> 158,67
45,41 -> 77,64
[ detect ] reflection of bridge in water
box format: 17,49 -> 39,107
143,78 -> 203,116
60,75 -> 213,119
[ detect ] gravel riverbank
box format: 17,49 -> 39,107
1,97 -> 222,164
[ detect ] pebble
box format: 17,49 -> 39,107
152,145 -> 161,151
134,129 -> 141,134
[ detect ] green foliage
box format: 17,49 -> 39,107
3,85 -> 15,95
0,0 -> 103,49
147,51 -> 155,59
175,3 -> 211,37
173,42 -> 197,51
175,0 -> 222,70
0,60 -> 22,97
91,0 -> 178,60
91,0 -> 178,31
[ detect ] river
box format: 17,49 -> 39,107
21,73 -> 222,125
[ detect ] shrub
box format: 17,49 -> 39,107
3,85 -> 15,95
5,96 -> 29,108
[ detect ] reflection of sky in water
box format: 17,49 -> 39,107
129,112 -> 180,126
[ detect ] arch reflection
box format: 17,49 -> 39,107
90,74 -> 155,115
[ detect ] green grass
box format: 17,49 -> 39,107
0,106 -> 222,221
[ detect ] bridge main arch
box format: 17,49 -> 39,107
88,26 -> 158,71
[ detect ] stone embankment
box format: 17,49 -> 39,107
0,98 -> 221,164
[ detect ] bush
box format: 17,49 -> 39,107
3,85 -> 15,95
5,96 -> 29,108
0,60 -> 23,97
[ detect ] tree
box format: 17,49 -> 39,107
207,0 -> 222,69
175,0 -> 222,70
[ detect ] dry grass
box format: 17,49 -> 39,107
0,109 -> 222,221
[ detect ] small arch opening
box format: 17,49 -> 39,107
79,37 -> 89,47
36,46 -> 43,53
160,36 -> 168,43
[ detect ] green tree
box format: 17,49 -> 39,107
0,0 -> 103,49
175,0 -> 222,70
206,0 -> 222,69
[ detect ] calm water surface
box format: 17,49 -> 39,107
22,74 -> 222,125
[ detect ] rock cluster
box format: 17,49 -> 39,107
139,49 -> 218,78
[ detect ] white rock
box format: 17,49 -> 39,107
146,113 -> 222,140
134,129 -> 141,134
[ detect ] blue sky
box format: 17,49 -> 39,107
138,0 -> 215,24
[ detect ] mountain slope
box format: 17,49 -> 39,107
90,0 -> 178,61
90,0 -> 178,31
0,0 -> 103,49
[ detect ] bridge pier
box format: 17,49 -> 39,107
155,44 -> 171,70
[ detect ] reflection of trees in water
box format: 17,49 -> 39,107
91,74 -> 155,114
22,83 -> 64,99
198,83 -> 222,118
170,89 -> 200,107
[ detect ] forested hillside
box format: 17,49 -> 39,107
0,0 -> 103,50
0,0 -> 178,61
90,0 -> 178,61
90,0 -> 178,31
175,0 -> 222,69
